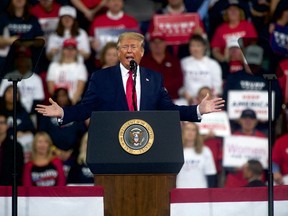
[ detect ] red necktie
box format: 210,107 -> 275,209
126,70 -> 137,111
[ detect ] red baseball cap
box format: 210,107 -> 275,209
149,31 -> 165,41
63,38 -> 77,49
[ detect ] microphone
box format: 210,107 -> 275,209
129,60 -> 137,111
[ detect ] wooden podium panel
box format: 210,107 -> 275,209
95,174 -> 176,216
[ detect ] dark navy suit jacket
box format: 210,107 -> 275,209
62,65 -> 199,124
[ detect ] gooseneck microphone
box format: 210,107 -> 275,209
129,60 -> 137,111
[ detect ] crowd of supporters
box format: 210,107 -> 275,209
0,0 -> 288,188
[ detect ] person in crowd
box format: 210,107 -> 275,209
0,0 -> 43,68
243,159 -> 266,187
0,46 -> 45,114
223,44 -> 282,134
0,112 -> 24,186
179,34 -> 222,105
147,0 -> 206,59
89,0 -> 139,59
196,86 -> 225,187
22,131 -> 66,186
140,31 -> 183,100
225,39 -> 244,74
98,41 -> 119,69
267,1 -> 288,68
67,132 -> 94,184
0,85 -> 35,163
176,122 -> 217,188
53,146 -> 75,178
210,0 -> 257,80
70,0 -> 107,32
272,129 -> 288,185
30,0 -> 61,39
38,87 -> 86,151
184,0 -> 210,20
46,5 -> 91,63
35,32 -> 225,126
225,109 -> 267,187
46,38 -> 88,105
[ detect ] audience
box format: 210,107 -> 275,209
243,159 -> 266,187
0,0 -> 286,189
176,122 -> 217,188
46,38 -> 88,105
22,131 -> 66,186
0,112 -> 24,186
46,5 -> 91,63
140,31 -> 183,100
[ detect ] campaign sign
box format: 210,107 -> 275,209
153,13 -> 200,45
270,25 -> 288,57
197,111 -> 231,137
94,28 -> 138,52
227,90 -> 275,121
223,135 -> 268,168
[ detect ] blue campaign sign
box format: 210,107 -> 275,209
270,25 -> 288,57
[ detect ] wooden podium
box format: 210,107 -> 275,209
87,111 -> 184,216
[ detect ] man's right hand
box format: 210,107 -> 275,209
35,98 -> 64,118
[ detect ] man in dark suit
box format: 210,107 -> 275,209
36,32 -> 224,124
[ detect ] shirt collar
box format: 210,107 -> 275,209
107,11 -> 124,20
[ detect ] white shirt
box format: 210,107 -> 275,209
176,146 -> 217,188
120,63 -> 141,110
0,73 -> 44,113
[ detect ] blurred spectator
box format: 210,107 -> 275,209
224,109 -> 267,188
147,0 -> 206,59
0,112 -> 24,186
184,0 -> 210,20
46,5 -> 91,63
223,44 -> 282,134
243,159 -> 266,187
53,146 -> 75,178
30,0 -> 61,40
176,122 -> 217,188
0,46 -> 45,114
197,86 -> 225,187
225,39 -> 244,73
249,0 -> 270,35
179,34 -> 222,105
67,132 -> 94,185
277,59 -> 288,105
46,38 -> 88,104
124,0 -> 160,35
0,0 -> 43,69
268,1 -> 288,66
140,31 -> 183,100
99,41 -> 118,69
70,0 -> 107,32
22,131 -> 66,186
0,85 -> 35,162
89,0 -> 139,61
38,87 -> 86,151
272,129 -> 288,185
211,0 -> 257,80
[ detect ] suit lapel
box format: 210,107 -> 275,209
140,67 -> 151,110
113,65 -> 129,110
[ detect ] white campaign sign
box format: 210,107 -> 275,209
227,90 -> 275,121
197,111 -> 231,137
223,135 -> 268,168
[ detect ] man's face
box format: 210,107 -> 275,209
107,0 -> 123,14
117,37 -> 144,69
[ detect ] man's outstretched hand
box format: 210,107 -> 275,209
199,94 -> 225,115
35,98 -> 64,118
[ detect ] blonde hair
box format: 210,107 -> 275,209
32,131 -> 54,161
117,32 -> 145,50
77,132 -> 88,164
223,7 -> 246,22
182,122 -> 204,154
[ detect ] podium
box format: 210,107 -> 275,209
87,111 -> 184,216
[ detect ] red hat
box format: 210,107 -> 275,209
63,38 -> 77,48
149,31 -> 165,41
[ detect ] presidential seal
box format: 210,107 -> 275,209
118,119 -> 154,155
